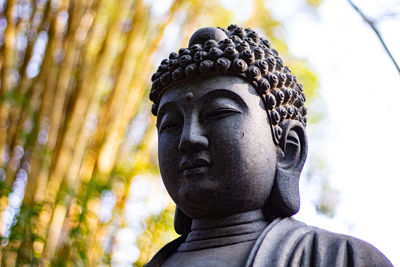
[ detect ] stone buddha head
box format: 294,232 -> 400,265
150,25 -> 308,235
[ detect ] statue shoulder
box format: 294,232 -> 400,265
298,223 -> 392,267
144,235 -> 186,267
248,217 -> 393,267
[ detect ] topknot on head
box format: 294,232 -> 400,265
150,25 -> 307,144
189,27 -> 229,48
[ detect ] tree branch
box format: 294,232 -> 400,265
347,0 -> 400,76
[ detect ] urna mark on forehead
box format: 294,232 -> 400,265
185,92 -> 193,102
157,75 -> 253,113
149,25 -> 308,144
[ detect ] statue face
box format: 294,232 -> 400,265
157,75 -> 277,219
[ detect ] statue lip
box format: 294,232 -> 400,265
180,158 -> 211,172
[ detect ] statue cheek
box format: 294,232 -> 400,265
158,135 -> 181,160
208,118 -> 246,140
158,143 -> 181,192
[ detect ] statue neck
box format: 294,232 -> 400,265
178,209 -> 268,252
191,209 -> 266,229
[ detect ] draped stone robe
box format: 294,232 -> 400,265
145,217 -> 392,267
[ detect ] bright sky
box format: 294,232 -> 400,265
266,0 -> 400,265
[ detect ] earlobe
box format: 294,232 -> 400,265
263,120 -> 308,220
174,207 -> 192,235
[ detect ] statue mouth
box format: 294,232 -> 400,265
180,158 -> 211,176
182,166 -> 209,176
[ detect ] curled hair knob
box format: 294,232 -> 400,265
287,106 -> 295,119
151,72 -> 160,82
266,57 -> 276,72
273,89 -> 285,105
265,93 -> 276,109
231,35 -> 242,43
219,38 -> 235,50
199,59 -> 215,73
161,58 -> 170,65
245,37 -> 257,47
189,44 -> 203,56
277,72 -> 286,88
262,39 -> 271,48
223,47 -> 239,60
209,47 -> 224,60
184,63 -> 197,76
247,31 -> 260,44
301,106 -> 307,116
169,52 -> 179,59
178,48 -> 190,56
271,110 -> 281,125
179,55 -> 193,67
253,47 -> 265,60
267,73 -> 279,89
215,58 -> 231,72
227,24 -> 239,31
285,74 -> 293,87
160,72 -> 170,85
194,51 -> 208,63
240,49 -> 255,65
236,41 -> 250,52
271,49 -> 279,56
275,57 -> 284,71
274,125 -> 283,141
158,64 -> 168,72
172,67 -> 184,81
246,65 -> 262,81
282,88 -> 292,104
151,104 -> 158,115
231,58 -> 248,73
204,39 -> 219,51
258,78 -> 271,94
255,60 -> 269,75
168,59 -> 179,71
277,106 -> 288,119
232,27 -> 246,38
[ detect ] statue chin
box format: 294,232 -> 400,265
177,184 -> 217,218
176,186 -> 266,220
180,185 -> 214,204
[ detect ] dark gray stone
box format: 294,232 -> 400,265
145,26 -> 393,267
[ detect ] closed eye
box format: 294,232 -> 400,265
204,108 -> 240,121
159,122 -> 179,133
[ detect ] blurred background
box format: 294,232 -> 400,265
0,0 -> 398,266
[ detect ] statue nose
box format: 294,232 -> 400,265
178,118 -> 209,153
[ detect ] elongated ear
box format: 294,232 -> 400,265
174,207 -> 192,235
277,120 -> 308,174
263,120 -> 308,219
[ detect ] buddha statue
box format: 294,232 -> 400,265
145,25 -> 392,267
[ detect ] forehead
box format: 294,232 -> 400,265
158,75 -> 259,108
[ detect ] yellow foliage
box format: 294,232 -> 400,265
307,0 -> 323,8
